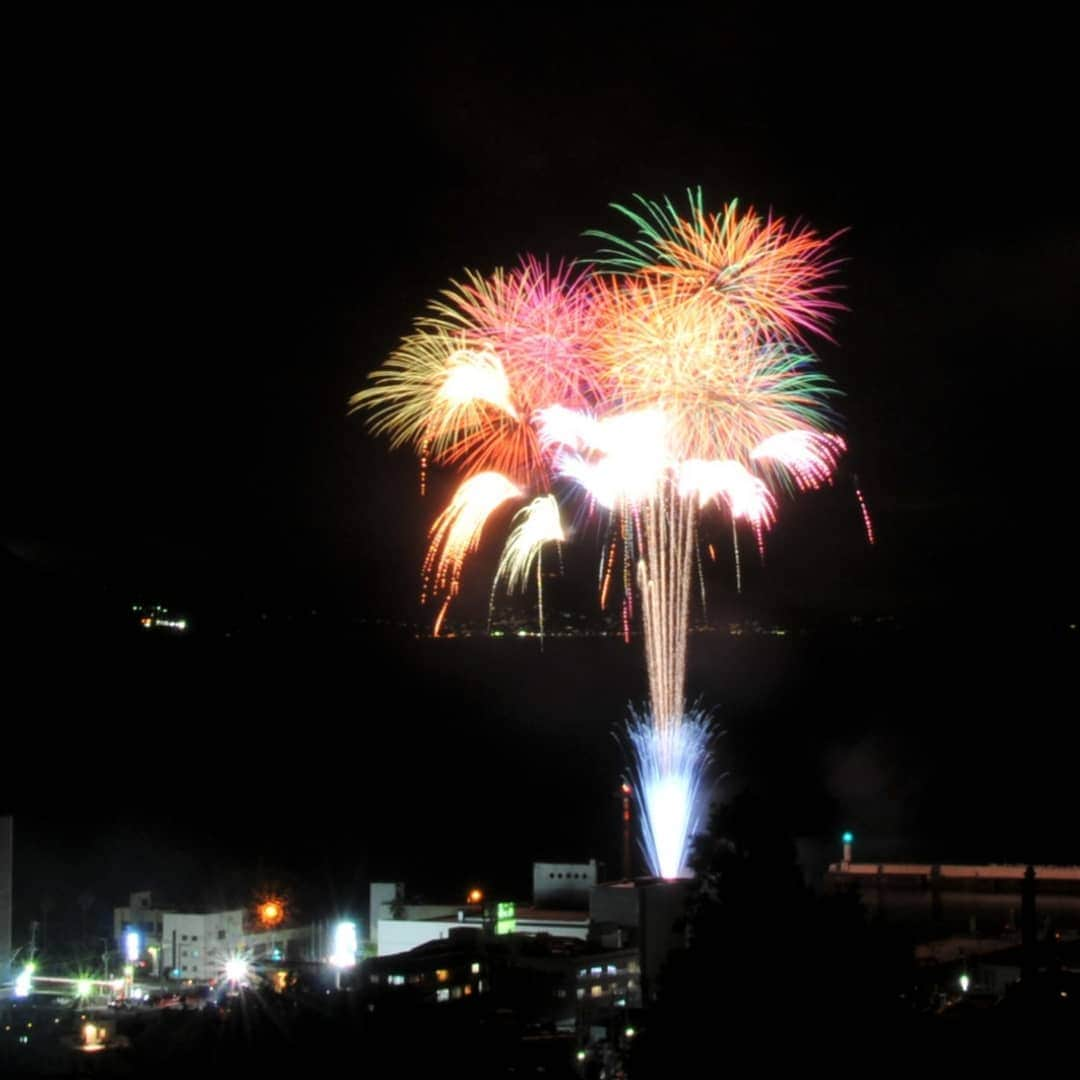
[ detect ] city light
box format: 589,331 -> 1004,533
14,964 -> 34,998
842,831 -> 854,844
224,956 -> 249,985
959,973 -> 970,993
467,888 -> 484,904
330,921 -> 358,969
76,979 -> 93,999
125,930 -> 140,963
258,899 -> 285,928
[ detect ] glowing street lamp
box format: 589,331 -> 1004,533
329,921 -> 358,989
224,956 -> 249,986
842,831 -> 854,865
258,900 -> 285,928
14,963 -> 34,998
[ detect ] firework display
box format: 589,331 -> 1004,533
352,192 -> 850,880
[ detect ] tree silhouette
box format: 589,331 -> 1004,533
630,792 -> 915,1075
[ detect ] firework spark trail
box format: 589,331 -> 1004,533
625,708 -> 712,880
732,517 -> 742,595
750,430 -> 846,490
588,189 -> 845,345
853,477 -> 876,545
636,482 -> 697,749
493,495 -> 564,640
422,471 -> 521,635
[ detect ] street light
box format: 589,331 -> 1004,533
329,921 -> 358,989
14,963 -> 34,998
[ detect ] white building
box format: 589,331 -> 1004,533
377,906 -> 590,957
113,891 -> 166,960
162,910 -> 245,982
533,860 -> 598,909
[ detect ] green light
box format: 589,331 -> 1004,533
842,832 -> 854,844
495,900 -> 516,935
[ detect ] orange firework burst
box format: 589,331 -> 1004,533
353,257 -> 602,489
592,274 -> 841,463
589,189 -> 845,344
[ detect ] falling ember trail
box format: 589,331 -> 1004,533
854,477 -> 876,545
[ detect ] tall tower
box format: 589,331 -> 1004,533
0,816 -> 12,981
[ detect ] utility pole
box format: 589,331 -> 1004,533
620,781 -> 633,881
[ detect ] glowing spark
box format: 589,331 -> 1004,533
422,472 -> 521,634
549,408 -> 669,510
494,495 -> 564,640
750,430 -> 845,490
588,188 -> 845,344
439,348 -> 518,419
678,459 -> 776,526
626,709 -> 713,880
854,481 -> 876,545
495,496 -> 564,595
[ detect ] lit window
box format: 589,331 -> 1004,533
576,988 -> 585,1000
628,960 -> 640,974
471,962 -> 480,974
590,966 -> 602,976
389,974 -> 405,987
464,985 -> 472,996
435,969 -> 450,983
578,968 -> 587,978
590,985 -> 603,998
436,988 -> 450,1003
606,964 -> 616,975
478,979 -> 486,994
370,974 -> 380,985
451,986 -> 463,1000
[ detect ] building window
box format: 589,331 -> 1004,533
389,975 -> 405,987
436,988 -> 450,1003
470,962 -> 480,975
451,986 -> 463,1000
606,964 -> 616,975
181,935 -> 188,941
590,985 -> 604,998
217,930 -> 226,941
370,974 -> 380,985
191,936 -> 198,942
435,969 -> 449,983
576,988 -> 585,1000
555,988 -> 567,998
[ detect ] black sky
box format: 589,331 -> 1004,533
7,16 -> 1078,617
4,18 -> 1078,916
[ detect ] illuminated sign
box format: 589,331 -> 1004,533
495,901 -> 515,935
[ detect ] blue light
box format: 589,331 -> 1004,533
842,831 -> 854,844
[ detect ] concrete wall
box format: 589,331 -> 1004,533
533,860 -> 597,909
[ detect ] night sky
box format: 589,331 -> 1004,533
5,19 -> 1078,937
